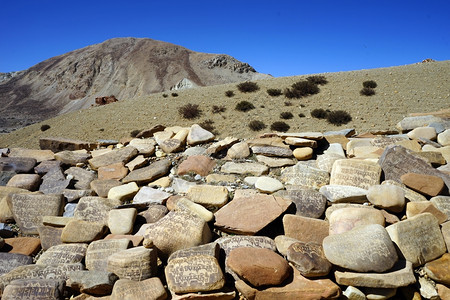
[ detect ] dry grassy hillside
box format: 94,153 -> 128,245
1,60 -> 449,149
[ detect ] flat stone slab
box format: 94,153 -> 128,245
54,150 -> 91,166
2,278 -> 65,300
367,184 -> 405,213
330,159 -> 381,189
8,148 -> 54,162
220,162 -> 269,176
90,179 -> 122,198
287,241 -> 331,278
216,235 -> 276,256
108,208 -> 137,235
335,260 -> 416,288
9,194 -> 64,235
283,214 -> 329,244
88,146 -> 138,170
85,239 -> 131,271
168,242 -> 219,262
39,137 -> 95,152
187,185 -> 229,211
65,167 -> 97,190
61,219 -> 107,243
323,224 -> 398,272
107,182 -> 139,201
424,253 -> 450,285
275,188 -> 327,218
329,207 -> 385,235
251,145 -> 293,157
214,194 -> 291,235
37,225 -> 63,250
386,213 -> 447,266
319,184 -> 368,203
0,157 -> 37,173
256,155 -> 296,168
107,246 -> 157,281
187,124 -> 215,145
66,270 -> 118,296
39,167 -> 71,194
177,155 -> 216,176
401,172 -> 445,197
3,237 -> 41,256
36,243 -> 88,266
122,159 -> 171,184
74,196 -> 122,225
165,255 -> 224,293
111,277 -> 167,300
280,163 -> 330,189
0,253 -> 33,276
254,176 -> 284,193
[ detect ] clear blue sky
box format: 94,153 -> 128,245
1,0 -> 449,77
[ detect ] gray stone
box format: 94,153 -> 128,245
396,115 -> 443,132
220,161 -> 269,176
133,186 -> 171,206
417,276 -> 440,300
343,286 -> 366,300
287,241 -> 331,277
381,179 -> 427,202
88,146 -> 138,170
39,137 -> 96,152
74,196 -> 122,225
37,225 -> 63,251
66,270 -> 118,296
251,145 -> 293,157
63,189 -> 93,202
122,159 -> 171,184
107,246 -> 157,281
54,150 -> 91,165
216,235 -> 276,256
85,239 -> 131,271
39,167 -> 71,194
316,153 -> 344,173
171,177 -> 196,194
2,278 -> 65,300
430,196 -> 450,219
386,213 -> 447,266
280,163 -> 330,189
9,194 -> 64,235
330,159 -> 381,189
0,157 -> 37,173
36,243 -> 88,266
319,185 -> 368,203
256,155 -> 296,167
275,188 -> 326,218
184,146 -> 207,156
110,277 -> 167,300
129,138 -> 156,156
187,124 -> 215,145
0,171 -> 16,186
8,148 -> 54,162
0,253 -> 33,276
90,179 -> 122,197
323,224 -> 398,272
206,137 -> 239,155
139,204 -> 168,223
168,242 -> 219,262
65,167 -> 97,190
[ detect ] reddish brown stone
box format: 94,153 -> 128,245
401,172 -> 445,197
177,155 -> 216,177
39,137 -> 96,152
4,237 -> 42,256
98,162 -> 128,181
283,214 -> 329,244
227,247 -> 291,287
95,95 -> 118,105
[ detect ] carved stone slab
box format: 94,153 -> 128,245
66,270 -> 118,296
0,157 -> 37,173
216,235 -> 276,257
283,215 -> 329,244
107,246 -> 157,281
121,159 -> 171,184
9,194 -> 64,235
168,242 -> 219,263
88,146 -> 138,170
319,185 -> 368,203
275,188 -> 326,218
110,277 -> 167,300
280,163 -> 329,189
2,278 -> 65,300
74,196 -> 122,225
0,253 -> 33,276
330,159 -> 381,189
85,239 -> 131,271
36,243 -> 88,266
37,225 -> 63,251
165,255 -> 224,294
64,167 -> 97,190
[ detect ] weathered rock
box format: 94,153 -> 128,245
166,255 -> 224,294
400,172 -> 445,196
206,137 -> 239,155
416,276 -> 439,300
0,171 -> 15,186
412,150 -> 446,165
90,179 -> 122,197
280,163 -> 330,189
187,124 -> 215,145
39,137 -> 95,152
61,219 -> 107,243
343,286 -> 365,300
396,115 -> 443,132
430,195 -> 450,219
2,278 -> 65,300
160,138 -> 184,153
107,246 -> 157,281
66,270 -> 118,296
125,155 -> 147,171
227,247 -> 291,287
177,155 -> 215,176
54,150 -> 91,165
65,167 -> 97,190
6,174 -> 41,191
107,182 -> 139,201
407,126 -> 437,140
251,145 -> 293,157
139,204 -> 168,223
381,179 -> 427,202
104,234 -> 143,247
172,197 -> 214,222
256,155 -> 296,167
186,185 -> 228,210
254,176 -> 284,193
0,253 -> 33,276
215,194 -> 291,235
287,242 -> 331,277
205,174 -> 237,184
63,189 -> 94,203
135,125 -> 166,138
74,196 -> 122,225
438,128 -> 450,146
323,224 -> 398,272
3,237 -> 41,256
122,159 -> 171,184
330,159 -> 381,189
423,253 -> 450,285
226,141 -> 250,159
293,147 -> 314,160
36,243 -> 88,266
386,213 -> 446,266
37,225 -> 63,250
220,161 -> 268,176
88,146 -> 138,170
274,235 -> 300,256
108,208 -> 137,235
275,188 -> 327,218
319,185 -> 368,203
216,235 -> 276,257
335,260 -> 416,288
129,138 -> 156,156
328,207 -> 385,235
437,284 -> 450,300
168,242 -> 219,262
144,210 -> 212,260
367,184 -> 405,213
285,137 -> 317,147
8,147 -> 54,162
283,214 -> 329,244
85,239 -> 131,271
110,277 -> 167,300
9,194 -> 64,235
97,162 -> 128,181
406,201 -> 448,224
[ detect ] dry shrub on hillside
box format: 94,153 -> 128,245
280,112 -> 294,119
270,121 -> 290,132
171,92 -> 178,97
178,103 -> 202,119
235,101 -> 255,112
306,75 -> 328,85
237,81 -> 260,93
360,87 -> 376,96
327,110 -> 352,125
363,80 -> 377,89
311,108 -> 329,119
267,88 -> 283,96
212,105 -> 226,114
284,80 -> 320,99
40,124 -> 50,131
249,120 -> 267,131
199,119 -> 216,133
130,129 -> 141,137
225,90 -> 235,97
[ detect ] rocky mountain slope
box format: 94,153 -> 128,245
0,37 -> 270,132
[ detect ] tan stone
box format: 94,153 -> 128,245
98,162 -> 128,181
285,137 -> 317,148
293,147 -> 313,160
128,138 -> 156,156
225,141 -> 250,159
88,146 -> 138,170
330,159 -> 381,189
407,126 -> 437,140
406,201 -> 448,224
424,253 -> 450,285
125,155 -> 147,171
401,172 -> 445,196
187,185 -> 228,210
187,124 -> 215,145
283,214 -> 329,244
108,208 -> 137,235
8,148 -> 54,162
110,278 -> 167,300
205,174 -> 237,184
6,174 -> 41,191
4,237 -> 41,256
329,207 -> 385,235
61,219 -> 107,243
177,155 -> 215,176
85,239 -> 131,271
107,182 -> 139,201
74,196 -> 122,225
107,246 -> 157,281
367,184 -> 405,213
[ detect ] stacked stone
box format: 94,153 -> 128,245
0,117 -> 448,299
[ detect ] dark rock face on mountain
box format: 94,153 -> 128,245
0,38 -> 270,133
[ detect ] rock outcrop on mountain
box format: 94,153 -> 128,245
0,37 -> 270,133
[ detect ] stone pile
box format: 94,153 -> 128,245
0,116 -> 449,299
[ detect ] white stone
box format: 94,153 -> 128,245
133,186 -> 171,205
108,182 -> 139,201
255,176 -> 284,193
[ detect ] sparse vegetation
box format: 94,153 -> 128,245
280,112 -> 294,119
267,88 -> 282,96
360,87 -> 376,96
40,124 -> 50,131
225,90 -> 235,97
284,80 -> 320,99
249,120 -> 267,131
171,92 -> 178,97
363,80 -> 377,89
311,108 -> 329,119
162,94 -> 168,98
178,103 -> 202,119
235,101 -> 255,112
327,110 -> 352,125
199,119 -> 216,133
298,113 -> 306,118
306,75 -> 328,85
284,101 -> 293,106
130,129 -> 140,137
212,105 -> 226,113
237,81 -> 260,93
270,121 -> 290,132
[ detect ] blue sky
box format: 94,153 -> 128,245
1,0 -> 449,77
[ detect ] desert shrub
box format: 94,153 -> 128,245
280,112 -> 294,119
311,108 -> 329,119
212,105 -> 226,113
363,80 -> 377,88
178,103 -> 202,119
40,124 -> 50,131
249,120 -> 267,131
298,113 -> 306,118
235,101 -> 255,112
270,121 -> 290,132
267,88 -> 282,96
162,94 -> 168,98
285,80 -> 320,99
171,92 -> 178,97
225,90 -> 235,97
327,110 -> 352,125
237,81 -> 259,93
130,129 -> 140,137
199,119 -> 216,132
260,105 -> 265,108
284,101 -> 293,106
360,87 -> 376,96
306,75 -> 328,85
